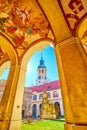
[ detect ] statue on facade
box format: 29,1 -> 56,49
40,91 -> 57,119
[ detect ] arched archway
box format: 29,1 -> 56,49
54,102 -> 61,118
21,39 -> 55,68
0,34 -> 21,130
32,104 -> 37,118
21,39 -> 57,118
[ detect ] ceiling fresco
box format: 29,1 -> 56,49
59,0 -> 87,35
0,0 -> 52,58
0,0 -> 87,64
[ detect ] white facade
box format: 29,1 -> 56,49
0,80 -> 64,118
31,88 -> 64,117
22,87 -> 32,118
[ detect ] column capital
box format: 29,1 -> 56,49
10,64 -> 27,72
55,36 -> 80,49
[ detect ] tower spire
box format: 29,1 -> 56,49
36,53 -> 49,85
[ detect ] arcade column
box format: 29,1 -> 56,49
55,36 -> 87,130
0,64 -> 26,130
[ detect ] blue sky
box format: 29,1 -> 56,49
0,46 -> 59,87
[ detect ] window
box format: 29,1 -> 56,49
53,91 -> 58,98
39,70 -> 41,73
39,93 -> 43,99
45,76 -> 47,79
38,76 -> 41,79
42,69 -> 44,73
33,95 -> 37,100
47,92 -> 50,98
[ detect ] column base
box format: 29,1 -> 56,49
64,123 -> 87,130
9,120 -> 22,130
0,120 -> 22,130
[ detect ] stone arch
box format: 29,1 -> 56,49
37,0 -> 71,43
21,39 -> 55,68
0,34 -> 20,130
21,39 -> 58,118
0,33 -> 18,65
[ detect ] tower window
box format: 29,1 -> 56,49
42,69 -> 44,73
38,76 -> 41,79
45,76 -> 47,79
39,70 -> 41,73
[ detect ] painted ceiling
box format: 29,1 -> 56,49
59,0 -> 87,52
0,0 -> 87,64
59,0 -> 87,33
0,0 -> 53,62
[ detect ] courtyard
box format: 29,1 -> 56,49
21,119 -> 65,130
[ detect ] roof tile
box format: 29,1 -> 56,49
28,80 -> 60,92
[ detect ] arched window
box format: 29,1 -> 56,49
42,69 -> 44,73
33,95 -> 37,100
53,91 -> 58,98
38,76 -> 41,79
39,70 -> 41,73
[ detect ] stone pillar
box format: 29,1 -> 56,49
37,104 -> 39,117
0,64 -> 26,130
55,37 -> 87,130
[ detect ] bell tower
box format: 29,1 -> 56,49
36,54 -> 49,85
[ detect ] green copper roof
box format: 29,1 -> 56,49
38,54 -> 47,69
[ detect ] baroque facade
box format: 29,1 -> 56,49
0,79 -> 64,119
30,80 -> 64,118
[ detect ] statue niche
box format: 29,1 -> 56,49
40,91 -> 57,119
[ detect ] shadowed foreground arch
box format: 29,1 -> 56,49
0,34 -> 20,130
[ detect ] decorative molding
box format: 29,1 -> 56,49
56,36 -> 76,48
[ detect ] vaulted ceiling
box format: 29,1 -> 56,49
0,0 -> 87,65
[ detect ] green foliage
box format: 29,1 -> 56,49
21,119 -> 64,130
